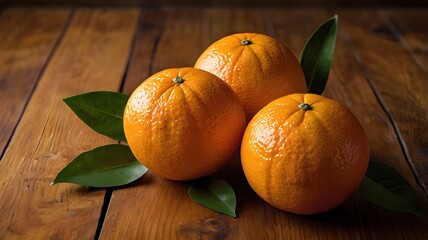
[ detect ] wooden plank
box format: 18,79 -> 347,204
381,10 -> 428,76
270,9 -> 428,239
0,8 -> 71,156
100,9 -> 209,239
339,10 -> 428,196
201,8 -> 266,46
121,10 -> 160,95
0,8 -> 139,239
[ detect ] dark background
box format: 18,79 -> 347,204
1,0 -> 427,7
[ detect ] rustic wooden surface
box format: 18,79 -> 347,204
0,7 -> 427,239
0,8 -> 70,155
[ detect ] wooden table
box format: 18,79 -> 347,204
1,6 -> 427,239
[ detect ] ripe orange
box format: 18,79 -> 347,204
123,67 -> 246,181
195,33 -> 306,120
241,93 -> 369,214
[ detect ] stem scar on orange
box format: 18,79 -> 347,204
195,33 -> 307,121
241,93 -> 369,214
124,67 -> 246,181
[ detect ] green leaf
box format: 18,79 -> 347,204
300,15 -> 338,94
52,144 -> 147,187
63,91 -> 129,142
359,162 -> 423,217
188,178 -> 237,217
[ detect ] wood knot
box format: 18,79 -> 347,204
178,216 -> 230,239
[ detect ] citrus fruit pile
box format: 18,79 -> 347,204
123,33 -> 369,214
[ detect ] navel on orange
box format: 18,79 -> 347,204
195,33 -> 306,120
124,67 -> 246,181
241,93 -> 369,214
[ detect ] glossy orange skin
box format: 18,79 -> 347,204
124,68 -> 246,181
195,33 -> 306,121
241,94 -> 369,214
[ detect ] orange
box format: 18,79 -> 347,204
123,67 -> 246,181
241,93 -> 369,214
195,33 -> 306,121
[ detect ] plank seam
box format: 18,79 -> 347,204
93,8 -> 145,240
118,10 -> 145,94
376,10 -> 428,196
148,20 -> 164,76
94,189 -> 113,240
338,18 -> 428,197
378,11 -> 428,76
0,8 -> 76,161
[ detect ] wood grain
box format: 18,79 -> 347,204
201,8 -> 266,45
339,10 -> 428,196
0,8 -> 139,239
0,8 -> 70,156
382,10 -> 428,76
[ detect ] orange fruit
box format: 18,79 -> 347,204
241,93 -> 369,214
195,33 -> 306,120
123,67 -> 246,181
